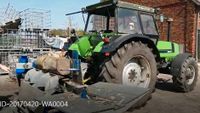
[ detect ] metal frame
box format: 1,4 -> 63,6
0,8 -> 52,66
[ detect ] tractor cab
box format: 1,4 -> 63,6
84,0 -> 159,38
68,0 -> 159,58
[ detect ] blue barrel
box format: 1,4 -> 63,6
19,55 -> 28,63
16,55 -> 28,75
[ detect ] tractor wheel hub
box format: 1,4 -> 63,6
186,65 -> 195,85
122,62 -> 145,87
122,55 -> 151,88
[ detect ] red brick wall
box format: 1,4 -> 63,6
185,1 -> 197,54
199,12 -> 200,28
122,0 -> 197,55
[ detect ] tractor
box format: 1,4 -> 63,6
66,0 -> 198,92
14,0 -> 198,113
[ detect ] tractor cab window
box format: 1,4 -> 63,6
117,8 -> 142,34
87,14 -> 115,33
140,14 -> 158,35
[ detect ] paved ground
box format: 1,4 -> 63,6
0,76 -> 18,96
0,71 -> 200,113
131,65 -> 200,113
128,74 -> 200,113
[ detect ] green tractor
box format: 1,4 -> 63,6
67,0 -> 198,92
14,0 -> 198,113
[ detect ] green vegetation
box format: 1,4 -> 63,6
49,29 -> 85,37
49,29 -> 67,37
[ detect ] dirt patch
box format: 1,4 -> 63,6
0,75 -> 18,96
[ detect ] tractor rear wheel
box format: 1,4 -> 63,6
101,41 -> 157,91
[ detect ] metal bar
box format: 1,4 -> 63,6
65,11 -> 84,16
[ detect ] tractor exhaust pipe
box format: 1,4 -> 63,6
167,18 -> 173,41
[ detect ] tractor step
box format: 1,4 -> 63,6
17,82 -> 150,113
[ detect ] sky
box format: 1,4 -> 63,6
0,0 -> 99,29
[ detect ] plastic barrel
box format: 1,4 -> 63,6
16,55 -> 28,75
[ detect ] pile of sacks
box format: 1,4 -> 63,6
35,51 -> 71,76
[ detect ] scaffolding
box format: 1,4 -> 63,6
19,8 -> 51,30
0,4 -> 20,26
0,8 -> 51,49
0,7 -> 51,66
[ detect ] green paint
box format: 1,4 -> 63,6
93,41 -> 104,52
68,32 -> 116,59
68,43 -> 81,55
69,36 -> 93,58
157,41 -> 180,62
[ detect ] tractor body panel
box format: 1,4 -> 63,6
68,33 -> 116,59
93,41 -> 104,53
68,34 -> 105,58
101,34 -> 157,53
69,35 -> 93,58
157,41 -> 180,62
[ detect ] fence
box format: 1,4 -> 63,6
0,29 -> 50,66
0,29 -> 49,49
0,7 -> 52,72
0,48 -> 50,75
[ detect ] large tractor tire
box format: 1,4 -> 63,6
171,54 -> 198,92
101,41 -> 157,91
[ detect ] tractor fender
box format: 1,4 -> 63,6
101,34 -> 161,61
170,53 -> 192,77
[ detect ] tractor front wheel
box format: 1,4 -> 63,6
171,56 -> 198,92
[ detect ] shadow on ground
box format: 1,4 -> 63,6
155,81 -> 184,93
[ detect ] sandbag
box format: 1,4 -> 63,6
35,51 -> 71,75
48,51 -> 66,58
56,57 -> 71,75
42,55 -> 57,71
35,54 -> 48,70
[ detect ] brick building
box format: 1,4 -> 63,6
122,0 -> 200,60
